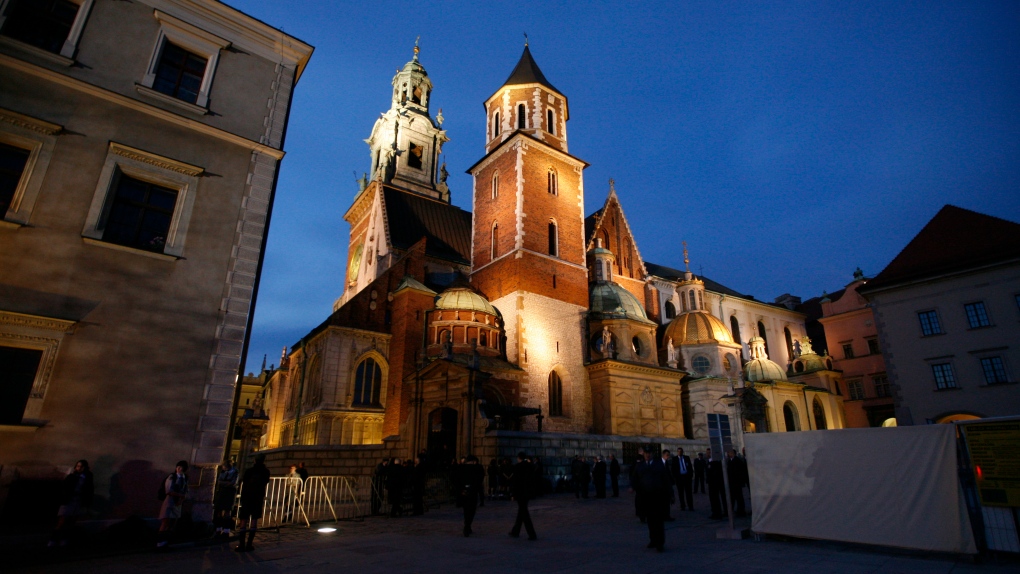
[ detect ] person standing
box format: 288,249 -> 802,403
630,449 -> 646,523
157,460 -> 189,549
674,448 -> 694,511
609,455 -> 621,497
635,449 -> 670,552
577,456 -> 591,499
727,449 -> 748,516
693,452 -> 707,494
508,452 -> 537,540
235,454 -> 272,552
386,458 -> 405,517
371,458 -> 388,515
592,456 -> 607,499
48,459 -> 94,547
459,455 -> 484,536
706,448 -> 725,519
660,450 -> 676,521
296,462 -> 309,483
213,460 -> 238,538
411,456 -> 427,516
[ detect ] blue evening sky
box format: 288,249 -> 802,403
229,1 -> 1020,373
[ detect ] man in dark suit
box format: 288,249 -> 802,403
508,453 -> 537,540
635,449 -> 670,552
727,449 -> 748,516
674,448 -> 694,511
693,452 -> 707,494
608,455 -> 621,497
460,455 -> 485,536
706,447 -> 725,519
592,456 -> 607,498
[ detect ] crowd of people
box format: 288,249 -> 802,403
46,446 -> 750,554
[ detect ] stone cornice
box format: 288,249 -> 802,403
0,311 -> 76,333
0,107 -> 62,135
110,142 -> 204,176
0,54 -> 286,160
343,184 -> 376,225
586,358 -> 682,379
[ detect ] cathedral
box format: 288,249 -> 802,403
259,44 -> 845,467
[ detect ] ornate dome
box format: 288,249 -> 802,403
435,287 -> 497,316
744,336 -> 788,382
663,311 -> 733,345
791,337 -> 829,373
589,282 -> 653,323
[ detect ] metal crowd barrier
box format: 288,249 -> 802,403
236,475 -> 373,529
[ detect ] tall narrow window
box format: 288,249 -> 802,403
689,291 -> 696,311
353,358 -> 383,406
492,112 -> 500,138
548,220 -> 558,257
758,321 -> 770,357
101,173 -> 178,253
547,109 -> 555,135
490,222 -> 499,260
548,371 -> 563,416
681,294 -> 687,312
0,143 -> 31,215
517,104 -> 526,129
813,399 -> 827,430
407,142 -> 423,169
664,301 -> 676,319
784,327 -> 794,360
0,345 -> 43,425
698,290 -> 704,310
547,169 -> 557,195
491,172 -> 499,199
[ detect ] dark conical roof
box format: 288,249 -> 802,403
501,46 -> 560,95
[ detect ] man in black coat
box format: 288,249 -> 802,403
508,453 -> 537,540
674,448 -> 694,511
706,448 -> 725,519
592,456 -> 607,498
459,455 -> 485,536
727,449 -> 748,516
371,458 -> 388,515
630,449 -> 646,522
635,449 -> 670,552
236,455 -> 272,552
693,452 -> 707,494
386,458 -> 405,517
609,455 -> 621,497
577,456 -> 591,499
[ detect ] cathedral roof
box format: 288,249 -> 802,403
644,262 -> 746,298
382,186 -> 471,264
861,205 -> 1020,294
435,286 -> 498,315
500,45 -> 560,95
589,281 -> 654,324
663,310 -> 734,346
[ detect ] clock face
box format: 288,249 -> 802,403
348,243 -> 364,282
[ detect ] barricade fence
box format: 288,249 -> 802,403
236,475 -> 374,529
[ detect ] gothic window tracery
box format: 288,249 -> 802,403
353,357 -> 382,407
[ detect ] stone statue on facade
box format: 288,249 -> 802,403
667,337 -> 678,368
601,326 -> 613,358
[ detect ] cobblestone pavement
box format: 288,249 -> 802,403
10,491 -> 1017,574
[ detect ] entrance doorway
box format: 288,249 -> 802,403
427,407 -> 457,466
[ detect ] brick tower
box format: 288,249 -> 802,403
467,45 -> 590,432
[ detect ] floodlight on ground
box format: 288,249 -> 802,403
318,527 -> 337,533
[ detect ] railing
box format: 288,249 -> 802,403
237,475 -> 374,529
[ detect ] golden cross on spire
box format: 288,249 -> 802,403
414,36 -> 420,59
524,32 -> 529,47
683,241 -> 690,272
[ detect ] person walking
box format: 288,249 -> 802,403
609,455 -> 621,497
508,452 -> 537,540
213,460 -> 238,538
156,460 -> 189,549
693,452 -> 707,494
635,449 -> 670,552
235,454 -> 272,552
592,456 -> 607,499
48,459 -> 94,547
459,455 -> 484,536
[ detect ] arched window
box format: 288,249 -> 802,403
730,316 -> 742,345
813,398 -> 827,430
665,301 -> 676,319
493,111 -> 500,138
689,291 -> 696,311
548,371 -> 563,416
491,172 -> 499,199
784,327 -> 794,361
681,294 -> 688,312
547,169 -> 557,195
547,109 -> 555,134
783,402 -> 799,431
758,321 -> 770,357
548,220 -> 558,256
490,222 -> 499,260
517,104 -> 526,129
353,358 -> 382,406
601,229 -> 610,250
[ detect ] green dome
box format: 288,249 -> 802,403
435,287 -> 497,315
589,282 -> 653,323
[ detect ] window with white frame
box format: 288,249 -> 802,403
138,11 -> 230,110
0,311 -> 75,428
0,0 -> 93,60
0,107 -> 61,226
547,109 -> 555,135
81,142 -> 202,258
517,104 -> 526,129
